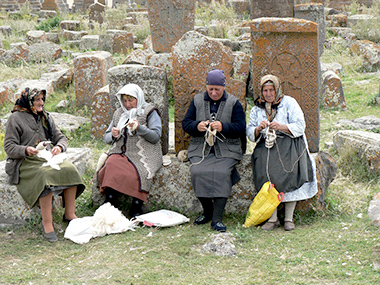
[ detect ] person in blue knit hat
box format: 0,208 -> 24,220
182,69 -> 246,232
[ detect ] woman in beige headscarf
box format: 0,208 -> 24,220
246,75 -> 317,231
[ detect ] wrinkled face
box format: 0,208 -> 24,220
262,84 -> 276,103
207,85 -> 224,101
32,94 -> 45,112
122,95 -> 137,110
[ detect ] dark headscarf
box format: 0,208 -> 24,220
255,74 -> 284,122
12,88 -> 53,140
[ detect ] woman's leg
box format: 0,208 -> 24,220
261,208 -> 280,230
63,186 -> 78,220
284,201 -> 296,231
39,192 -> 54,233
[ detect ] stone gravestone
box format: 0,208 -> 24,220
147,0 -> 195,53
73,51 -> 114,108
250,0 -> 294,19
250,18 -> 320,152
107,64 -> 169,155
91,85 -> 113,140
294,3 -> 326,57
172,31 -> 248,153
89,2 -> 106,24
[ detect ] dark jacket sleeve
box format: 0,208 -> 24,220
182,99 -> 203,137
220,100 -> 246,139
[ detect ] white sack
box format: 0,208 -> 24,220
134,209 -> 190,227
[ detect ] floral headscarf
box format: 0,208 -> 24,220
12,87 -> 52,140
255,74 -> 284,122
115,83 -> 149,130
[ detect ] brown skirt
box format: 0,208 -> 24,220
98,154 -> 148,202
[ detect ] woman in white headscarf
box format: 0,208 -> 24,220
97,83 -> 163,218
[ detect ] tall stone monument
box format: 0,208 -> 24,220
250,0 -> 294,19
250,18 -> 319,152
147,0 -> 195,53
172,31 -> 248,153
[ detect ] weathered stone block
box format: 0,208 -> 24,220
91,85 -> 113,140
250,18 -> 320,152
107,64 -> 169,154
250,0 -> 294,19
80,35 -> 100,51
112,33 -> 134,54
147,0 -> 195,53
91,151 -> 337,215
89,2 -> 105,24
333,130 -> 380,174
350,40 -> 380,71
25,30 -> 47,46
62,30 -> 88,41
172,31 -> 247,152
60,20 -> 81,31
295,3 -> 326,56
27,42 -> 62,63
122,49 -> 149,65
321,70 -> 346,108
146,53 -> 172,71
73,51 -> 114,108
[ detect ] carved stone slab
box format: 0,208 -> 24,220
250,0 -> 294,19
251,18 -> 320,152
147,0 -> 195,53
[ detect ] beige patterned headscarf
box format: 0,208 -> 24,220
256,74 -> 284,122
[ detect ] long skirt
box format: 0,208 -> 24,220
18,155 -> 85,207
189,153 -> 238,198
252,134 -> 316,201
98,154 -> 148,202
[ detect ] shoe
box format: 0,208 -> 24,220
194,214 -> 212,225
211,221 -> 227,232
41,222 -> 58,242
261,220 -> 280,231
284,221 -> 295,231
63,214 -> 72,223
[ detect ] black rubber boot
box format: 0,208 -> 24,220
104,188 -> 120,209
129,198 -> 144,218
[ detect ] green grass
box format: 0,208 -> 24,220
1,2 -> 380,283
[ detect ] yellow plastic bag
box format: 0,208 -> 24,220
244,182 -> 284,228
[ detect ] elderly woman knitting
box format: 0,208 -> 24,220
97,83 -> 163,218
182,69 -> 246,232
246,74 -> 317,231
4,88 -> 85,242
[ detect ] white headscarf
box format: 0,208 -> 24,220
115,83 -> 148,130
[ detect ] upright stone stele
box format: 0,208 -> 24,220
172,31 -> 247,153
107,64 -> 169,155
74,51 -> 114,108
146,0 -> 195,53
250,0 -> 294,19
251,18 -> 320,152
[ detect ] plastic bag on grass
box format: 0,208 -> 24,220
134,209 -> 190,227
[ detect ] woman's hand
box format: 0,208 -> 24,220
269,122 -> 290,134
51,146 -> 62,157
210,121 -> 222,132
257,120 -> 269,132
197,120 -> 210,132
26,146 -> 38,156
111,127 -> 120,138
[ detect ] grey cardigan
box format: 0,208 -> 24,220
4,111 -> 68,184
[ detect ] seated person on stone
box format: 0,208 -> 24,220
4,87 -> 85,242
97,83 -> 163,218
182,69 -> 246,232
246,74 -> 318,231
